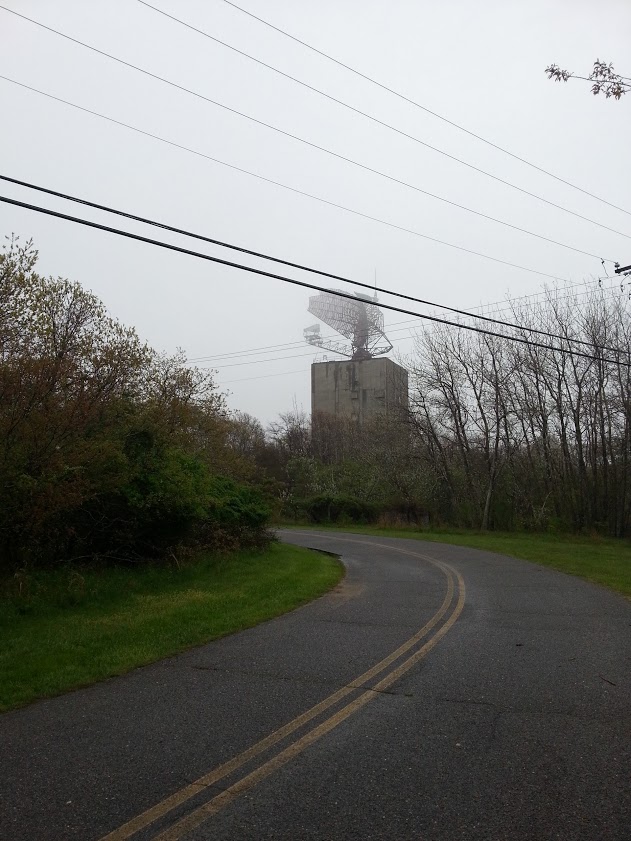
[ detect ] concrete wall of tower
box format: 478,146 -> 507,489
310,358 -> 409,423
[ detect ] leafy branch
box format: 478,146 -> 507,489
545,59 -> 629,100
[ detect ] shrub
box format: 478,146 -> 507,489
0,238 -> 271,571
304,494 -> 378,525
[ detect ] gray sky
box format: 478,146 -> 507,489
2,0 -> 630,425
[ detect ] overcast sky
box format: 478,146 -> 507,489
2,0 -> 630,425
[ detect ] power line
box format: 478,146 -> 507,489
4,174 -> 624,355
193,285 -> 625,365
208,349 -> 345,369
191,277 -> 623,363
216,280 -> 625,384
193,339 -> 315,362
220,0 -> 631,219
202,326 -> 425,367
0,74 -> 574,285
136,0 -> 629,242
191,320 -> 426,363
0,7 -> 616,262
2,192 -> 628,368
220,367 -> 307,385
203,286 -> 625,367
189,280 -> 614,362
191,317 -> 451,362
194,283 -> 616,360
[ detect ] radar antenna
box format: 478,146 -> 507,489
304,290 -> 393,361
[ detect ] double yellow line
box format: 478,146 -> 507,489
100,538 -> 465,841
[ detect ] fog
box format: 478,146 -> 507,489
1,0 -> 629,424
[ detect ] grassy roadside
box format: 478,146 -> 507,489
282,524 -> 631,599
0,543 -> 343,713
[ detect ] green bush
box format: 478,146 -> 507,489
63,448 -> 272,563
304,494 -> 378,525
0,238 -> 271,571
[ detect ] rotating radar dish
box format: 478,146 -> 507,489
304,290 -> 393,360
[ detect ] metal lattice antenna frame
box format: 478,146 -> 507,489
304,290 -> 393,360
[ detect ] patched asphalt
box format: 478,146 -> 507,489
0,531 -> 629,840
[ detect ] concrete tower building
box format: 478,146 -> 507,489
304,290 -> 409,424
311,358 -> 408,424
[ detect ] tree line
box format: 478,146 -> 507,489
409,285 -> 631,534
248,282 -> 631,537
0,237 -> 270,572
5,233 -> 630,574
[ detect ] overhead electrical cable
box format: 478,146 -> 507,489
192,339 -> 317,361
220,367 -> 308,385
191,279 -> 622,363
2,193 -> 628,368
191,321 -> 432,363
3,174 -> 624,355
192,288 -> 626,365
200,287 -> 628,367
220,0 -> 631,219
0,7 -> 617,263
136,0 -> 630,242
200,327 -> 424,366
208,349 -> 346,368
0,75 -> 576,286
192,284 -> 624,363
217,278 -> 625,380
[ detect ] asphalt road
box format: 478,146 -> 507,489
1,531 -> 630,841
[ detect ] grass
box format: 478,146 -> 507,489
283,524 -> 631,599
0,543 -> 342,713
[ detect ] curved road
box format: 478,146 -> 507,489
1,531 -> 629,840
